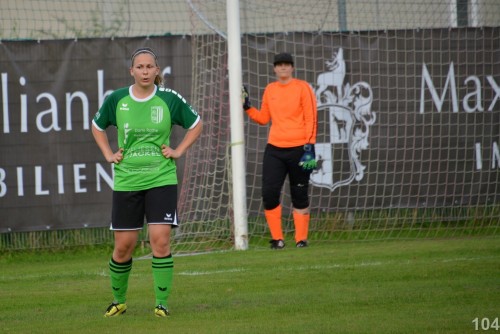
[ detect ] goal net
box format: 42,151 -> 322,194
182,0 -> 500,250
0,0 -> 499,252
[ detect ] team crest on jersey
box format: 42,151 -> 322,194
310,48 -> 376,191
151,106 -> 164,124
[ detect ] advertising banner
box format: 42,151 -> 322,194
0,37 -> 192,232
1,28 -> 498,232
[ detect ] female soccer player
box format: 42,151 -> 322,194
243,52 -> 317,249
92,47 -> 203,317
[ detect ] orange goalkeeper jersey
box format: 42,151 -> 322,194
246,78 -> 317,147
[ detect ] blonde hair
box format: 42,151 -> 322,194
130,47 -> 163,87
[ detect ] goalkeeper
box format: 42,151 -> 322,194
243,52 -> 317,249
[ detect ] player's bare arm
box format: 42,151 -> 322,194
91,124 -> 124,164
161,120 -> 203,159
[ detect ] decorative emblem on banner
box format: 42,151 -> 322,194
151,106 -> 164,124
311,48 -> 376,191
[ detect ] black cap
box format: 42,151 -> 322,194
273,52 -> 294,66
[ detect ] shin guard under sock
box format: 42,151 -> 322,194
152,254 -> 174,307
293,211 -> 310,243
264,205 -> 283,240
109,258 -> 132,304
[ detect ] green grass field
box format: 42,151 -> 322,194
0,237 -> 499,333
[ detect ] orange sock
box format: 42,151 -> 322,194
264,205 -> 283,240
293,211 -> 310,243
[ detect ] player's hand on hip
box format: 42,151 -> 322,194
161,144 -> 180,159
107,148 -> 124,164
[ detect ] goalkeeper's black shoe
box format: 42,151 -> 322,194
296,240 -> 308,248
154,304 -> 170,317
270,239 -> 285,249
104,302 -> 127,317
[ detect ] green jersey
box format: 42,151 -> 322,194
93,85 -> 200,191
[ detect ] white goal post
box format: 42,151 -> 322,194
226,0 -> 248,250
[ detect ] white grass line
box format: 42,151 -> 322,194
0,270 -> 109,282
135,250 -> 229,261
0,255 -> 497,281
175,255 -> 499,276
177,268 -> 247,276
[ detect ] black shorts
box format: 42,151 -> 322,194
110,185 -> 179,231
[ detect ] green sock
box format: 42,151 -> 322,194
109,258 -> 132,304
152,255 -> 174,307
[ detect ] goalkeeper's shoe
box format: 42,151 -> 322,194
104,302 -> 127,317
269,239 -> 285,249
154,304 -> 170,317
296,240 -> 309,248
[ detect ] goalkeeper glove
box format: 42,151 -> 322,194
299,144 -> 317,171
242,85 -> 251,110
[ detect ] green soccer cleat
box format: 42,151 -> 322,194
154,304 -> 170,317
104,302 -> 127,317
